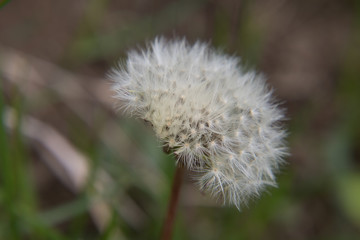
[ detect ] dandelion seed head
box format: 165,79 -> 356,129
110,37 -> 287,209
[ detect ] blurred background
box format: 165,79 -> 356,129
1,0 -> 360,239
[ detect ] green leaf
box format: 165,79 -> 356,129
336,173 -> 360,227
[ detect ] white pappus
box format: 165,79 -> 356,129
109,37 -> 287,209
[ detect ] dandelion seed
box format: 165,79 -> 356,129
109,37 -> 287,209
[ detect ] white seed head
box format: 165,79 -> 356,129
109,37 -> 287,209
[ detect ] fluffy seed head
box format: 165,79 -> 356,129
109,37 -> 287,209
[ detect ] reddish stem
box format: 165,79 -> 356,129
161,166 -> 184,240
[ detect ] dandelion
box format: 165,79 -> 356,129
109,37 -> 287,210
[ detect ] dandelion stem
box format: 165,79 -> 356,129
161,166 -> 184,240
